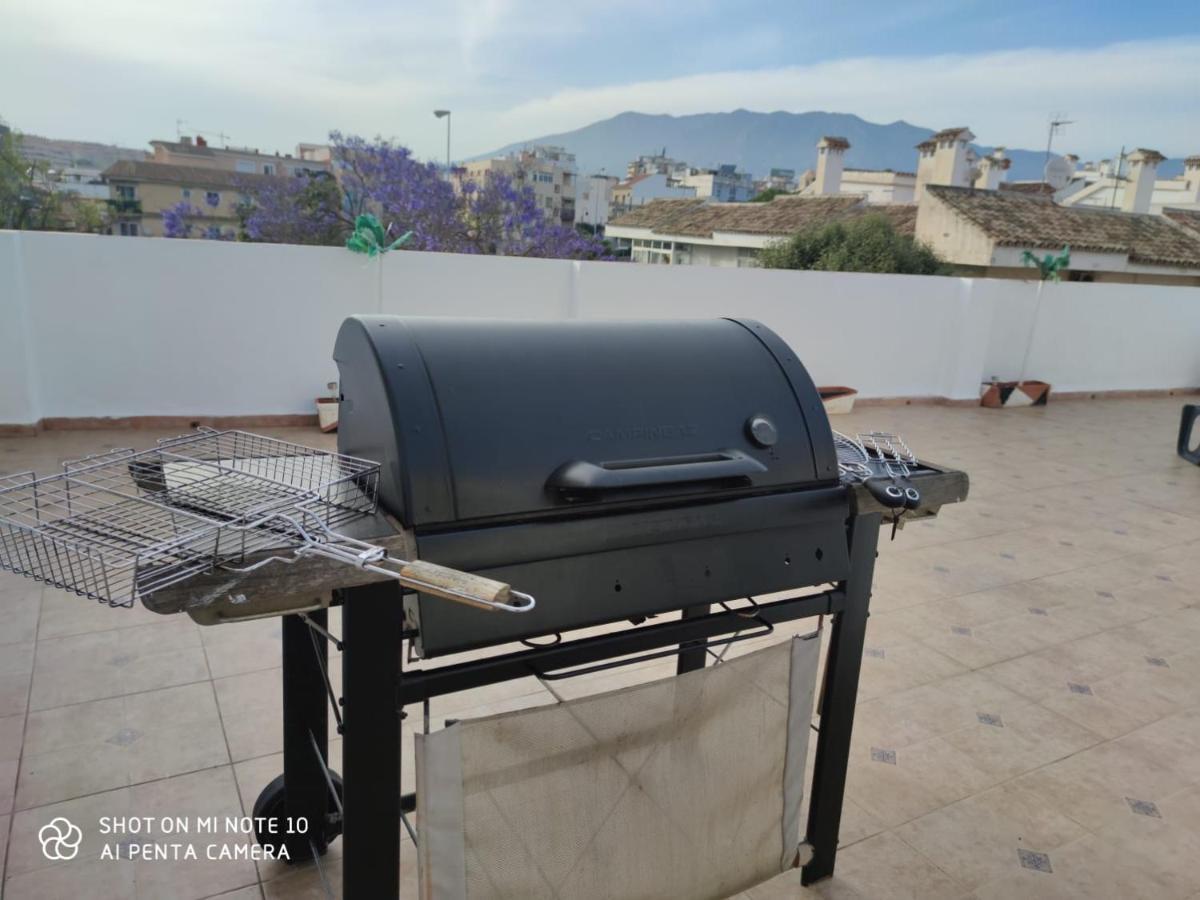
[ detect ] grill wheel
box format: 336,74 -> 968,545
253,771 -> 344,862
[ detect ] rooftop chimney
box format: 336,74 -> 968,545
196,135 -> 207,148
813,136 -> 849,195
180,135 -> 193,146
1122,148 -> 1164,214
915,127 -> 975,199
1183,156 -> 1200,205
914,138 -> 937,201
974,148 -> 1010,191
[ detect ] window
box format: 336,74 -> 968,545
116,185 -> 135,200
118,221 -> 139,236
737,247 -> 761,268
235,160 -> 255,174
206,225 -> 221,239
182,188 -> 191,199
205,191 -> 220,207
263,164 -> 275,175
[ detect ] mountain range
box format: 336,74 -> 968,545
477,110 -> 1186,185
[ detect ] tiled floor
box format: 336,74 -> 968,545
1,397 -> 1199,898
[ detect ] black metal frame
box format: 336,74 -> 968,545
271,511 -> 881,898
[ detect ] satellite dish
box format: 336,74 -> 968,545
1043,156 -> 1073,190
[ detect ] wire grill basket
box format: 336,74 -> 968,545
0,430 -> 380,607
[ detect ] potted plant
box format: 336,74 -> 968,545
981,246 -> 1068,408
317,382 -> 339,432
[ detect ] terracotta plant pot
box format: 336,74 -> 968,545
980,380 -> 1051,408
818,386 -> 858,415
316,397 -> 339,432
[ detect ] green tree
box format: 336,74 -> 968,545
759,213 -> 949,275
1,128 -> 61,229
750,187 -> 789,202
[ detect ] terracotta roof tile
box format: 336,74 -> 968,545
931,127 -> 972,142
609,196 -> 917,239
926,185 -> 1200,267
999,182 -> 1056,197
1163,207 -> 1200,238
103,160 -> 287,189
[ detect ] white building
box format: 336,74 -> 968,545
800,137 -> 917,204
626,152 -> 690,180
755,168 -> 799,194
575,174 -> 618,228
1056,151 -> 1200,214
460,145 -> 579,225
677,164 -> 756,203
43,166 -> 110,200
610,173 -> 697,217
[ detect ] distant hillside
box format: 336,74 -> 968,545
15,133 -> 148,171
476,110 -> 1185,184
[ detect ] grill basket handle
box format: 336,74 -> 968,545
549,450 -> 766,493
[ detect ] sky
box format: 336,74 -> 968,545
2,0 -> 1198,162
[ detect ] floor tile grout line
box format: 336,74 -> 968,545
25,673 -> 216,717
848,707 -> 1186,847
9,760 -> 238,815
198,624 -> 265,896
2,587 -> 45,894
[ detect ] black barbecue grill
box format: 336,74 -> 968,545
334,316 -> 849,657
0,315 -> 968,899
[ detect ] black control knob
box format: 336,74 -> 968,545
746,415 -> 778,447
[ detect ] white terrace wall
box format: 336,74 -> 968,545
1,230 -> 1199,426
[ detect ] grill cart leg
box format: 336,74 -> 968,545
253,609 -> 339,862
676,603 -> 711,674
802,512 -> 880,885
340,582 -> 405,899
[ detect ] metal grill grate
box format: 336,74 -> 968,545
0,430 -> 380,607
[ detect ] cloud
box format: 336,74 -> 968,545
501,38 -> 1200,158
1,0 -> 1196,164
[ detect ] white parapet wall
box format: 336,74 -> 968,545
1,230 -> 1199,426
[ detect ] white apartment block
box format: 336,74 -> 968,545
575,175 -> 619,228
460,145 -> 578,225
677,164 -> 756,202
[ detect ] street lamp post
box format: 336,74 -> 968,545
433,110 -> 451,173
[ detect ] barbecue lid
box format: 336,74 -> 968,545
334,316 -> 836,527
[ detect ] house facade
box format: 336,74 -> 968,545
460,145 -> 578,226
102,161 -> 278,238
916,184 -> 1200,286
607,195 -> 916,267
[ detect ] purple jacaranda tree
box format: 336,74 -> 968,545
239,132 -> 607,260
161,201 -> 202,238
458,171 -> 608,259
240,172 -> 345,246
163,201 -> 235,240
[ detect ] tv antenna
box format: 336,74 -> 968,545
1043,113 -> 1073,181
175,120 -> 231,147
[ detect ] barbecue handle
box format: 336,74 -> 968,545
549,450 -> 766,492
396,560 -> 513,608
